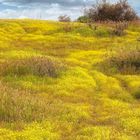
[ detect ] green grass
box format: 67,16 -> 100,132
0,19 -> 140,140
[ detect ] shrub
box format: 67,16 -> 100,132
112,22 -> 128,36
108,49 -> 140,74
98,48 -> 140,74
0,56 -> 65,77
85,0 -> 138,21
58,15 -> 71,22
77,16 -> 90,23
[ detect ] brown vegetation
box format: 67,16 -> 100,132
58,15 -> 71,22
0,56 -> 65,77
85,0 -> 138,22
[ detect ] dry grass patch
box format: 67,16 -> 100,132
0,82 -> 50,122
0,56 -> 66,78
97,48 -> 140,75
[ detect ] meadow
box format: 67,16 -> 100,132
0,19 -> 140,140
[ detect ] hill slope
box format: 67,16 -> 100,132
0,19 -> 140,140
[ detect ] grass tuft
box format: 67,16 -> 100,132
0,56 -> 66,78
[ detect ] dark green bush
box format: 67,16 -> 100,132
77,16 -> 90,23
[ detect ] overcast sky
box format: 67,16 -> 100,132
0,0 -> 139,20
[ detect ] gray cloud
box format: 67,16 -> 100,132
0,0 -> 139,20
0,0 -> 90,19
1,0 -> 92,7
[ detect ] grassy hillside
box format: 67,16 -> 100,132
0,19 -> 140,140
